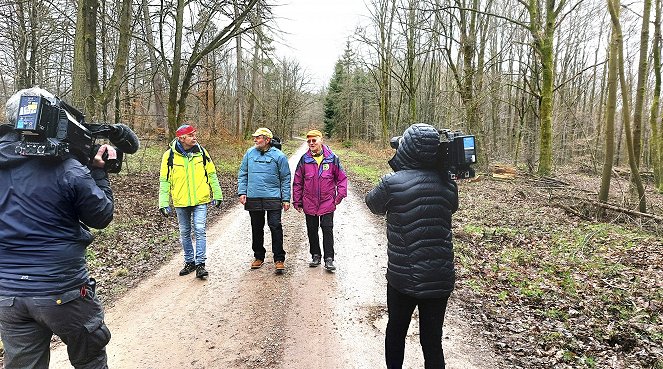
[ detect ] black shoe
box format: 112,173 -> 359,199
179,262 -> 196,276
196,263 -> 209,278
324,258 -> 336,271
309,254 -> 321,267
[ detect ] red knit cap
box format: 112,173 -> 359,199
176,124 -> 196,137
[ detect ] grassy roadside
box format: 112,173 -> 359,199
325,140 -> 663,369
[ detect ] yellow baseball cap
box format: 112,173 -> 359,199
306,129 -> 323,138
252,127 -> 273,138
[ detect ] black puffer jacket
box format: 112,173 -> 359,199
365,123 -> 458,299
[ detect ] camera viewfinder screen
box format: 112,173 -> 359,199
463,136 -> 476,164
16,95 -> 41,131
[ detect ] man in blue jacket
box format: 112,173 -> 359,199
0,88 -> 115,368
238,127 -> 291,273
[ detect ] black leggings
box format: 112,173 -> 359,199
385,284 -> 449,369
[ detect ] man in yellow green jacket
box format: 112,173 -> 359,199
158,124 -> 223,278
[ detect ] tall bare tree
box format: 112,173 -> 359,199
654,0 -> 663,191
359,0 -> 396,144
599,17 -> 619,206
607,0 -> 646,212
72,0 -> 132,119
157,0 -> 261,138
632,0 -> 653,167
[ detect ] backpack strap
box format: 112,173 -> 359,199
166,148 -> 175,180
167,145 -> 211,182
199,146 -> 210,182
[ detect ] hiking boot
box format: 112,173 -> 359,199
179,262 -> 196,276
275,260 -> 285,272
309,254 -> 322,267
196,264 -> 208,278
251,259 -> 264,269
324,258 -> 336,271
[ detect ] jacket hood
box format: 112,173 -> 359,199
169,139 -> 202,156
388,123 -> 440,171
0,124 -> 30,169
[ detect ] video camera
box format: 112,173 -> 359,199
390,129 -> 477,179
12,94 -> 140,173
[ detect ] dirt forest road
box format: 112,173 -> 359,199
50,142 -> 502,369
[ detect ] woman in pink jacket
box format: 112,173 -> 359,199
292,130 -> 348,271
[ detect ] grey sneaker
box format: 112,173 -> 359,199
309,254 -> 321,267
324,258 -> 336,271
179,262 -> 196,276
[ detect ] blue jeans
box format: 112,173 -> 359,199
175,204 -> 208,265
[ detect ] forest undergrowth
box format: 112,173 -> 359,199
451,172 -> 662,369
340,141 -> 662,369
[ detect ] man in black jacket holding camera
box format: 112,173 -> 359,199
0,88 -> 115,369
365,123 -> 459,369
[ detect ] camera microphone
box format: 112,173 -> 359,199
106,124 -> 140,154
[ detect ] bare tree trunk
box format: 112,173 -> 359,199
607,0 -> 647,212
406,0 -> 417,123
653,0 -> 663,191
246,32 -> 260,137
599,26 -> 619,205
72,0 -> 131,120
234,1 -> 244,137
14,0 -> 28,89
632,0 -> 652,167
141,0 -> 165,131
72,0 -> 100,113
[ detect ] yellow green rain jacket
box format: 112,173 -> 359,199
159,140 -> 223,208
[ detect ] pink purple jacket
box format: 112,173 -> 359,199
292,145 -> 348,215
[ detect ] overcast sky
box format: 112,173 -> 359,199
273,0 -> 369,90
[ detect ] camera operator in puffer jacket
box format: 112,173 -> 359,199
0,88 -> 114,369
365,123 -> 459,369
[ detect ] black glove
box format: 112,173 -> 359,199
160,206 -> 172,217
210,200 -> 222,208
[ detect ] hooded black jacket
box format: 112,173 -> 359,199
365,123 -> 458,299
0,125 -> 114,296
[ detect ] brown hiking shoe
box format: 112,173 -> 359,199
275,260 -> 285,271
251,259 -> 264,269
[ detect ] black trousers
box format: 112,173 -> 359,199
249,209 -> 285,262
0,286 -> 110,369
385,283 -> 449,369
305,212 -> 334,259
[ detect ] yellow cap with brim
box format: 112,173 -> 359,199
252,127 -> 273,138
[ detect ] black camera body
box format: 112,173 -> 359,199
390,129 -> 477,179
13,95 -> 138,173
437,129 -> 477,179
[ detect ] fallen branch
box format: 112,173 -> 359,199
555,203 -> 593,221
563,195 -> 663,222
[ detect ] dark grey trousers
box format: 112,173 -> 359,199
0,286 -> 110,369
